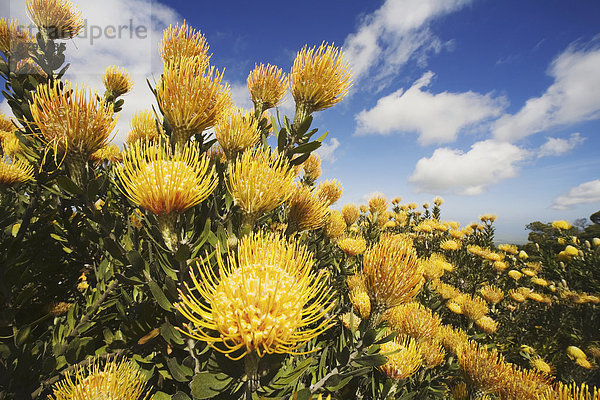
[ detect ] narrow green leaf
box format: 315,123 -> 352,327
148,281 -> 173,311
166,357 -> 192,382
190,371 -> 233,399
56,175 -> 83,195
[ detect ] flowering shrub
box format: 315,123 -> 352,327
1,1 -> 599,399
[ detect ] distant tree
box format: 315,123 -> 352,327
590,210 -> 600,225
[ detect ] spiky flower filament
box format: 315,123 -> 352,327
90,143 -> 122,164
159,22 -> 211,67
247,63 -> 288,111
538,382 -> 600,400
26,0 -> 84,40
456,342 -> 510,395
0,18 -> 29,55
103,66 -> 133,98
126,110 -> 163,145
301,152 -> 322,181
30,81 -> 117,161
325,210 -> 346,239
315,179 -> 343,206
49,357 -> 150,400
341,203 -> 360,225
157,57 -> 230,147
227,148 -> 296,220
115,140 -> 217,215
286,183 -> 330,234
0,130 -> 22,157
361,235 -> 424,311
0,157 -> 34,186
290,42 -> 352,117
378,336 -> 422,381
176,232 -> 335,359
336,234 -> 367,256
384,302 -> 442,341
214,108 -> 260,159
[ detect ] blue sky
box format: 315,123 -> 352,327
3,0 -> 600,243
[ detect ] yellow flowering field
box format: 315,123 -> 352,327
0,1 -> 599,399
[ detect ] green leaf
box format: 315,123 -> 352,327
151,392 -> 172,400
294,388 -> 312,400
291,141 -> 321,155
56,175 -> 83,195
190,371 -> 233,399
103,237 -> 125,260
160,320 -> 185,345
147,280 -> 173,311
277,127 -> 288,152
355,354 -> 387,367
295,115 -> 313,136
166,357 -> 193,382
127,250 -> 145,270
173,392 -> 192,400
325,375 -> 353,392
363,328 -> 377,347
174,244 -> 191,263
15,325 -> 30,347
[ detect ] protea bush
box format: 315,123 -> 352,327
1,1 -> 599,399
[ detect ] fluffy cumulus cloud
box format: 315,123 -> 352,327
316,138 -> 341,163
537,132 -> 586,158
354,72 -> 506,145
2,0 -> 180,144
494,40 -> 600,142
409,140 -> 530,195
552,180 -> 600,210
343,0 -> 473,86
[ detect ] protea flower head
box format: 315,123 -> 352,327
457,342 -> 510,396
290,42 -> 352,121
286,183 -> 330,234
360,234 -> 424,313
26,0 -> 84,40
227,148 -> 296,224
176,232 -> 335,359
103,66 -> 134,98
0,18 -> 32,56
0,130 -> 22,157
126,110 -> 163,145
0,157 -> 34,186
341,203 -> 360,226
301,152 -> 321,181
315,179 -> 343,206
336,234 -> 367,256
378,336 -> 422,381
30,80 -> 117,183
90,143 -> 122,164
324,209 -> 346,239
368,193 -> 388,215
247,63 -> 288,112
538,382 -> 600,400
384,302 -> 442,341
159,22 -> 211,68
48,357 -> 150,400
115,140 -> 217,216
157,56 -> 230,147
214,108 -> 260,159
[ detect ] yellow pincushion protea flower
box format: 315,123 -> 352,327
157,57 -> 230,147
497,243 -> 518,255
0,130 -> 22,157
336,234 -> 367,256
325,209 -> 346,239
457,342 -> 510,396
286,183 -> 330,234
176,232 -> 335,359
0,18 -> 32,55
385,302 -> 442,341
103,66 -> 133,98
49,358 -> 150,400
378,336 -> 422,381
0,157 -> 34,186
347,274 -> 371,319
417,339 -> 446,369
538,382 -> 600,400
291,43 -> 352,117
302,152 -> 322,181
116,140 -> 217,215
30,81 -> 117,181
552,220 -> 572,230
437,325 -> 470,355
26,0 -> 84,40
476,316 -> 499,334
430,279 -> 461,300
368,193 -> 388,215
315,179 -> 343,206
461,295 -> 489,322
361,234 -> 424,312
90,143 -> 122,164
214,108 -> 260,159
440,239 -> 461,251
530,356 -> 553,375
227,148 -> 296,222
479,284 -> 504,305
247,63 -> 288,111
160,22 -> 211,67
126,110 -> 163,146
341,203 -> 360,226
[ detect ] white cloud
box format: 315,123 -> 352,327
537,132 -> 586,158
343,0 -> 473,85
552,179 -> 600,210
355,72 -> 506,145
316,138 -> 340,163
494,40 -> 600,142
3,0 -> 180,145
227,81 -> 253,111
409,140 -> 530,195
